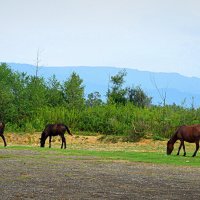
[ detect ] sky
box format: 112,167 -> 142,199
0,0 -> 200,77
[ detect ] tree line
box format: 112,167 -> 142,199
1,63 -> 200,141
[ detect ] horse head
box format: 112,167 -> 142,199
166,140 -> 174,155
40,133 -> 46,147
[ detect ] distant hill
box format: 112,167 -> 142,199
5,62 -> 200,108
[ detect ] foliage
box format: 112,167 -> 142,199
1,63 -> 200,142
46,75 -> 64,107
63,72 -> 85,110
127,86 -> 152,107
86,92 -> 103,107
107,70 -> 127,105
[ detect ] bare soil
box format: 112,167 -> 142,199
0,133 -> 199,199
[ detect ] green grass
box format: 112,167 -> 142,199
1,145 -> 200,167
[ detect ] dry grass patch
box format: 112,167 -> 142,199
0,132 -> 197,155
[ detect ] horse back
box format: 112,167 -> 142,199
44,123 -> 68,136
177,125 -> 200,142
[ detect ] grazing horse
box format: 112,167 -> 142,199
167,125 -> 200,157
40,123 -> 73,149
0,122 -> 7,147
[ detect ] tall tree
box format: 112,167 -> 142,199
0,63 -> 19,121
63,72 -> 85,109
25,76 -> 47,112
127,86 -> 152,108
13,72 -> 32,125
86,91 -> 103,107
46,75 -> 64,107
107,70 -> 127,105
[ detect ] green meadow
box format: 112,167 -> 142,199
1,145 -> 200,167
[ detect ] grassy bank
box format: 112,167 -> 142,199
1,144 -> 200,167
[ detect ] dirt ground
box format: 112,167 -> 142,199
0,133 -> 200,200
0,148 -> 200,200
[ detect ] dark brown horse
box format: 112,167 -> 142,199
0,122 -> 7,147
167,125 -> 200,157
40,123 -> 73,149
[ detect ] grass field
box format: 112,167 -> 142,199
0,132 -> 200,167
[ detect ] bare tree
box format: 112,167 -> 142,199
150,76 -> 167,107
150,76 -> 169,134
35,49 -> 42,78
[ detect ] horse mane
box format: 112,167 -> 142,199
168,128 -> 180,144
169,125 -> 187,144
40,131 -> 46,138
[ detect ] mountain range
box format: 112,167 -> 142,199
5,62 -> 200,108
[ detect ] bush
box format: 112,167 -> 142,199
4,103 -> 200,142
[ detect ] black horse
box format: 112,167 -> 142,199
40,123 -> 73,149
0,122 -> 7,147
167,124 -> 200,157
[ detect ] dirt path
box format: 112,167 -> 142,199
0,148 -> 200,200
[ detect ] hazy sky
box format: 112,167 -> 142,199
1,0 -> 200,77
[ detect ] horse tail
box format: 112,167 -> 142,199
65,125 -> 73,136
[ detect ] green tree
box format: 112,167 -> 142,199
107,70 -> 127,105
63,72 -> 85,109
11,72 -> 31,125
86,91 -> 103,107
127,86 -> 152,108
46,75 -> 64,107
25,76 -> 47,112
0,63 -> 20,122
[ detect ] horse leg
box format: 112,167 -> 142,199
60,135 -> 63,149
63,136 -> 66,149
177,140 -> 183,156
182,141 -> 186,156
49,136 -> 52,148
60,135 -> 66,149
192,140 -> 199,157
0,135 -> 7,147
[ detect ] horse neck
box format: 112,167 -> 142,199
41,131 -> 47,139
169,133 -> 178,144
